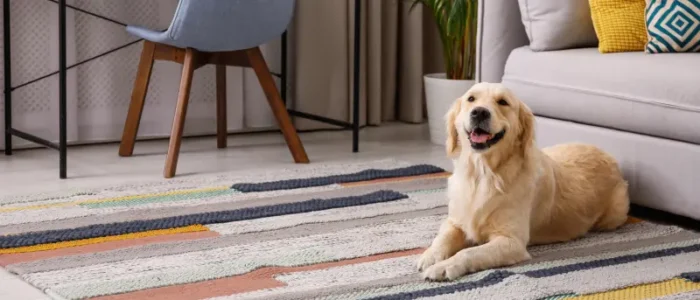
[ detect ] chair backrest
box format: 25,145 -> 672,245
165,0 -> 296,52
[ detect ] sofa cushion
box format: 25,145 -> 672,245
517,0 -> 599,51
502,46 -> 700,144
589,0 -> 648,53
645,0 -> 700,53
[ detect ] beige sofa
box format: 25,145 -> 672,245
476,0 -> 700,219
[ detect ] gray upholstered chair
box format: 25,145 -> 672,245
119,0 -> 308,178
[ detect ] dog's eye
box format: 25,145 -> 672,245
467,96 -> 475,102
497,99 -> 509,106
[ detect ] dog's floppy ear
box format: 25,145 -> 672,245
517,99 -> 535,154
445,98 -> 462,157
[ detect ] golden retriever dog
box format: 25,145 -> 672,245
417,82 -> 630,281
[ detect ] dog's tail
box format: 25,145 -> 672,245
594,181 -> 630,231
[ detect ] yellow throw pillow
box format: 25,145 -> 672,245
589,0 -> 648,53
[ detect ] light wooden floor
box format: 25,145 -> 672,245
0,123 -> 450,299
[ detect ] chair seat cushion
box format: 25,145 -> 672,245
126,26 -> 174,47
502,46 -> 700,144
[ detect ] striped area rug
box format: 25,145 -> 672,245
2,159 -> 700,300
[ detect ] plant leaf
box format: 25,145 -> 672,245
408,0 -> 478,80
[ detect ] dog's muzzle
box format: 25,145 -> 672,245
466,107 -> 505,150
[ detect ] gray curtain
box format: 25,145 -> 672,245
287,0 -> 444,130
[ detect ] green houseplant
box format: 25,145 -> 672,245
412,0 -> 478,145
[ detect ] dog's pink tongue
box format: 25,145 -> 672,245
470,131 -> 491,143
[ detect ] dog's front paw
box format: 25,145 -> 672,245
417,247 -> 450,271
422,258 -> 467,281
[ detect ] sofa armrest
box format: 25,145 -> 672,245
475,0 -> 529,83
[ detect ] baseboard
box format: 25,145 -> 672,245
630,203 -> 700,232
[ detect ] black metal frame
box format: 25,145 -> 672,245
3,0 -> 140,179
3,0 -> 362,179
3,0 -> 70,178
282,0 -> 361,153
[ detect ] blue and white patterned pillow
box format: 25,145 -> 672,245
645,0 -> 700,53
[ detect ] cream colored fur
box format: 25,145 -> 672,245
417,82 -> 630,281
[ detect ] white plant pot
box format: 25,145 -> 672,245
424,73 -> 475,145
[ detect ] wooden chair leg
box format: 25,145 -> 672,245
216,64 -> 227,149
164,48 -> 197,178
245,47 -> 309,164
119,41 -> 156,157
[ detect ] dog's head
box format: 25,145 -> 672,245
445,82 -> 534,157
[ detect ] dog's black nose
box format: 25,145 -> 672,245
470,107 -> 491,121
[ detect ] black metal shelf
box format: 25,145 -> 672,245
3,0 -> 362,179
277,0 -> 362,151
